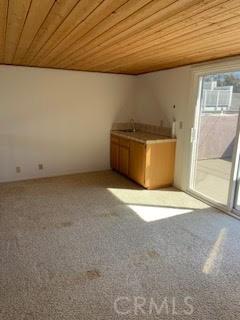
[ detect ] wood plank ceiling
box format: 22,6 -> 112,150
1,0 -> 240,74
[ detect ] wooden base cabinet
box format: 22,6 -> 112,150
144,142 -> 176,189
110,134 -> 176,189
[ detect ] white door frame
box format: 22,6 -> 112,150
185,58 -> 240,214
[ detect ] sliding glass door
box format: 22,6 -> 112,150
234,159 -> 240,211
189,71 -> 240,211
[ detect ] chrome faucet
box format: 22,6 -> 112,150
130,118 -> 136,132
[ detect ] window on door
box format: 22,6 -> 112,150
190,71 -> 240,207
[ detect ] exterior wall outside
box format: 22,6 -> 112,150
198,114 -> 238,160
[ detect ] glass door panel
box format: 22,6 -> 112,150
234,160 -> 240,211
191,71 -> 240,207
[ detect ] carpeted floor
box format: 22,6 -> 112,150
0,170 -> 240,319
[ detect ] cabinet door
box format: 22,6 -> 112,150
119,145 -> 129,175
145,142 -> 176,188
129,140 -> 146,186
110,137 -> 119,170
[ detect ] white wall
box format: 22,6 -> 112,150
0,63 -> 215,187
135,66 -> 192,189
0,65 -> 135,182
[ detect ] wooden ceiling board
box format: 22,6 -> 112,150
4,0 -> 31,64
66,0 -> 232,70
126,39 -> 240,74
99,11 -> 240,72
58,0 -> 220,69
2,0 -> 240,74
90,2 -> 240,72
109,24 -> 240,73
34,0 -> 134,66
46,0 -> 177,68
20,0 -> 81,64
26,0 -> 104,64
13,0 -> 56,64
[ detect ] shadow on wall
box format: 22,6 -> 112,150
198,114 -> 238,160
222,138 -> 235,159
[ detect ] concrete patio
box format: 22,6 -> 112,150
194,158 -> 232,205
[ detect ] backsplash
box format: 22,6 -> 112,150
111,122 -> 171,137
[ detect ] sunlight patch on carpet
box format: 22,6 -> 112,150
203,228 -> 226,274
128,205 -> 192,222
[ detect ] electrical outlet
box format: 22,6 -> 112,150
38,164 -> 43,170
16,166 -> 21,173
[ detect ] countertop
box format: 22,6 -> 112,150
111,130 -> 176,144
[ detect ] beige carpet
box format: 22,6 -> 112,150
0,170 -> 240,319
